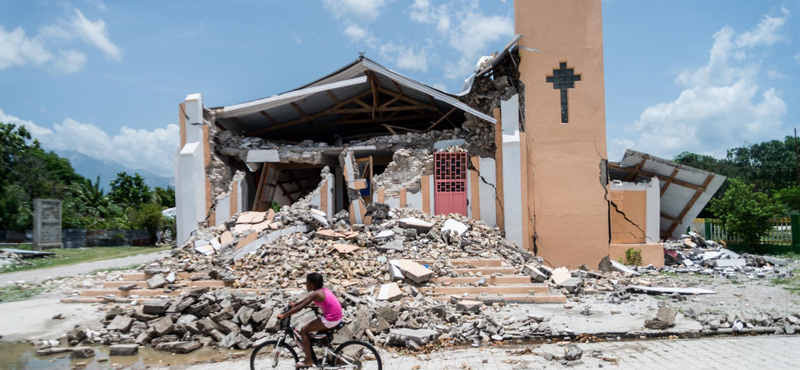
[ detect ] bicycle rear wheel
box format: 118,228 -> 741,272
333,340 -> 382,370
250,339 -> 299,370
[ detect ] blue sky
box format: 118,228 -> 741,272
0,0 -> 797,181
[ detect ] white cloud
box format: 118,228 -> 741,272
409,0 -> 451,33
380,42 -> 432,72
343,22 -> 377,48
322,0 -> 386,22
630,11 -> 789,159
443,3 -> 513,80
0,7 -> 120,73
84,0 -> 107,11
0,26 -> 53,69
291,34 -> 303,45
608,138 -> 634,162
0,108 -> 178,177
52,49 -> 87,73
70,9 -> 121,60
766,69 -> 788,80
735,7 -> 789,48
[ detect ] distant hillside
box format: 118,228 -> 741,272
56,150 -> 174,191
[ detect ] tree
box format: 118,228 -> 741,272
775,186 -> 800,212
131,203 -> 163,244
108,172 -> 152,209
709,178 -> 783,248
153,186 -> 175,208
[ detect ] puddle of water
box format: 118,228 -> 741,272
0,341 -> 249,370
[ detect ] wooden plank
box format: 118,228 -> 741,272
667,174 -> 716,235
326,90 -> 339,103
426,107 -> 457,131
399,188 -> 407,207
660,166 -> 681,196
260,111 -> 278,125
383,124 -> 397,135
249,90 -> 372,135
624,155 -> 649,182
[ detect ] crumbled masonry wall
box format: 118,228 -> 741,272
373,149 -> 432,195
460,54 -> 525,158
338,149 -> 362,203
204,109 -> 233,203
289,166 -> 333,211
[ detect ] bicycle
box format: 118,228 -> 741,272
250,306 -> 383,370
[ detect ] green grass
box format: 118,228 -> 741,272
0,285 -> 45,302
770,275 -> 800,296
0,245 -> 169,274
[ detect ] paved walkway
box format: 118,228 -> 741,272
0,250 -> 170,285
162,335 -> 800,370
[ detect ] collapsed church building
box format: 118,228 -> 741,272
175,0 -> 724,271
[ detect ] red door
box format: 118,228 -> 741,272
434,152 -> 467,216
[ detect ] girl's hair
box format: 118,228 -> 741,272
307,272 -> 324,290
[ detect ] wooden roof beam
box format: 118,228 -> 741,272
248,90 -> 372,136
608,163 -> 706,192
425,107 -> 457,132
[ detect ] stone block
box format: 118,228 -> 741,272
146,274 -> 166,289
107,315 -> 134,331
109,344 -> 139,356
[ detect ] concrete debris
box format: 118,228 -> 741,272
644,306 -> 678,330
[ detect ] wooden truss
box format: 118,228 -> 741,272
247,73 -> 457,138
608,163 -> 716,239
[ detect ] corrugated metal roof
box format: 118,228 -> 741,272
616,149 -> 727,239
212,57 -> 495,136
458,34 -> 522,96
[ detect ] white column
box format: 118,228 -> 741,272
176,142 -> 205,244
175,93 -> 206,246
646,177 -> 661,242
501,95 -> 524,248
478,157 -> 497,227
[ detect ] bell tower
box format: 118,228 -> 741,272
515,0 -> 610,268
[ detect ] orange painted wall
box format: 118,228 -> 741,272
609,190 -> 646,244
515,0 -> 609,268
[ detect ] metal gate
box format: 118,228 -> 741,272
434,151 -> 467,216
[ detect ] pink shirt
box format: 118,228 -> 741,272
312,287 -> 343,321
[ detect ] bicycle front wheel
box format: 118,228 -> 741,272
333,340 -> 382,370
250,339 -> 299,370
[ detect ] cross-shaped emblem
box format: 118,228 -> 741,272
546,62 -> 581,123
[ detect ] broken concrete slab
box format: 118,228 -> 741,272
376,230 -> 395,239
377,282 -> 402,301
154,341 -> 201,354
70,347 -> 95,359
393,260 -> 433,283
441,219 -> 468,237
387,328 -> 438,346
146,274 -> 166,289
629,286 -> 716,295
714,259 -> 746,268
551,267 -> 572,285
399,218 -> 434,233
142,300 -> 170,315
523,264 -> 547,282
331,243 -> 359,254
557,277 -> 583,293
109,344 -> 139,356
456,300 -> 482,313
106,315 -> 134,331
609,260 -> 640,276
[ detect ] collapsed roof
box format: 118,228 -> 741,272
609,149 -> 727,240
211,57 -> 496,143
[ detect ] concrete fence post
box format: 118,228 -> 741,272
791,214 -> 800,248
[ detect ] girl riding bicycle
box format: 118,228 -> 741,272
277,272 -> 343,369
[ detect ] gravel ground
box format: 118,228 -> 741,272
0,250 -> 170,285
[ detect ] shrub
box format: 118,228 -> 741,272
131,203 -> 163,245
709,178 -> 783,248
625,248 -> 643,266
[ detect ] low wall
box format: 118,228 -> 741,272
0,229 -> 151,248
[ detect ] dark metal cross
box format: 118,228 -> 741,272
546,62 -> 581,123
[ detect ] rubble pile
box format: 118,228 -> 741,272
0,249 -> 29,269
216,129 -> 462,166
693,310 -> 800,335
59,202 -> 565,354
373,149 -> 432,194
662,231 -> 790,280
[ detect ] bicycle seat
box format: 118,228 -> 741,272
309,321 -> 347,341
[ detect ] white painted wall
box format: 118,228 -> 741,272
500,95 -> 524,248
215,195 -> 230,226
406,191 -> 422,210
645,177 -> 661,243
176,142 -> 205,244
478,157 -> 497,228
